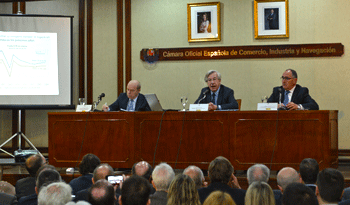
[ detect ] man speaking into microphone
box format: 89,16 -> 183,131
194,70 -> 238,111
267,69 -> 319,110
102,80 -> 151,112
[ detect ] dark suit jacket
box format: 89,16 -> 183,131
15,177 -> 36,200
273,189 -> 282,205
340,199 -> 350,205
198,182 -> 246,205
69,174 -> 93,195
18,194 -> 37,205
149,191 -> 167,205
109,93 -> 151,111
194,85 -> 238,110
267,84 -> 319,110
0,193 -> 17,205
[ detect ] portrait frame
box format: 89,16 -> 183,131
254,0 -> 289,39
187,2 -> 221,42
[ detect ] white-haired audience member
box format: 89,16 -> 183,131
150,163 -> 175,205
183,166 -> 206,189
38,182 -> 72,205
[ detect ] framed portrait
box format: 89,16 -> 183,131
254,0 -> 289,39
187,2 -> 221,42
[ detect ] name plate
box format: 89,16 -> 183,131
257,103 -> 278,110
76,105 -> 92,112
189,104 -> 209,111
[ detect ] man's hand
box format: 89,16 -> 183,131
102,104 -> 109,112
286,102 -> 298,110
208,102 -> 217,111
228,173 -> 241,189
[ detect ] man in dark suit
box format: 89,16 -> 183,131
0,181 -> 17,205
267,9 -> 278,29
149,163 -> 175,205
299,158 -> 319,193
119,176 -> 151,205
197,156 -> 245,205
16,154 -> 46,200
194,70 -> 238,110
102,80 -> 151,112
282,183 -> 318,205
88,180 -> 116,205
267,69 -> 319,110
316,168 -> 344,205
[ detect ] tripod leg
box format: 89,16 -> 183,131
20,133 -> 44,158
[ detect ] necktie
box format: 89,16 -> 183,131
127,99 -> 134,111
210,93 -> 216,104
283,91 -> 290,105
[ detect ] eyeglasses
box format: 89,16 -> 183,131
281,76 -> 294,80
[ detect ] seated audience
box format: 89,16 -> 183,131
16,154 -> 46,200
316,168 -> 344,205
282,183 -> 318,205
119,176 -> 151,205
88,180 -> 115,205
247,164 -> 270,185
0,181 -> 17,205
299,158 -> 319,192
203,191 -> 236,205
183,165 -> 206,189
38,182 -> 72,205
150,163 -> 175,205
167,174 -> 200,205
275,167 -> 301,205
69,154 -> 101,195
245,181 -> 275,205
198,156 -> 245,205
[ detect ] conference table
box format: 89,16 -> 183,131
48,110 -> 338,170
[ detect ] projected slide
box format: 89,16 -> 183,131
0,32 -> 58,95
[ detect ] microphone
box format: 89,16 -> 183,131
98,93 -> 105,101
197,89 -> 209,104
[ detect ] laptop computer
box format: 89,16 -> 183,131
144,94 -> 163,111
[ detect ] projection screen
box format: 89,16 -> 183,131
0,14 -> 74,109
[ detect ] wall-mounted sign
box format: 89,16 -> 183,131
140,43 -> 343,62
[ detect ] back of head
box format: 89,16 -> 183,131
92,164 -> 114,182
208,156 -> 233,184
26,154 -> 45,177
247,164 -> 270,185
36,169 -> 62,192
203,191 -> 236,205
0,181 -> 15,195
131,161 -> 152,181
282,183 -> 318,205
88,179 -> 115,205
121,176 -> 151,205
36,164 -> 56,179
38,181 -> 72,205
245,181 -> 275,205
79,154 -> 101,175
299,158 -> 319,184
167,174 -> 200,205
277,167 -> 300,191
152,163 -> 175,191
183,165 -> 205,189
317,168 -> 344,203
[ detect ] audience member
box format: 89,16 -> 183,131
277,167 -> 301,193
74,164 -> 116,203
38,181 -> 72,205
299,158 -> 319,192
316,168 -> 344,205
197,156 -> 245,205
245,181 -> 275,205
70,154 -> 101,195
0,181 -> 17,205
149,163 -> 175,205
167,174 -> 200,205
183,165 -> 205,189
282,182 -> 318,205
247,164 -> 270,185
203,191 -> 236,205
19,168 -> 62,205
16,154 -> 46,199
119,176 -> 151,205
88,180 -> 115,205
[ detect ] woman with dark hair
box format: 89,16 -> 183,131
167,174 -> 200,205
69,153 -> 101,195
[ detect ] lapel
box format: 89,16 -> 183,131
291,84 -> 300,102
216,85 -> 223,105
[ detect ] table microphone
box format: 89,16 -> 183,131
197,89 -> 209,104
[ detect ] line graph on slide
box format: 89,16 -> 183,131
0,32 -> 59,95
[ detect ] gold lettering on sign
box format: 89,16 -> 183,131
163,51 -> 184,57
185,51 -> 203,57
204,50 -> 230,57
269,48 -> 295,55
301,47 -> 336,55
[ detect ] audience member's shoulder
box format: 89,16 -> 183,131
340,199 -> 350,205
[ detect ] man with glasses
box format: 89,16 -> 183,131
267,69 -> 319,110
194,70 -> 238,110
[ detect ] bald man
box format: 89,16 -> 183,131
103,80 -> 151,112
